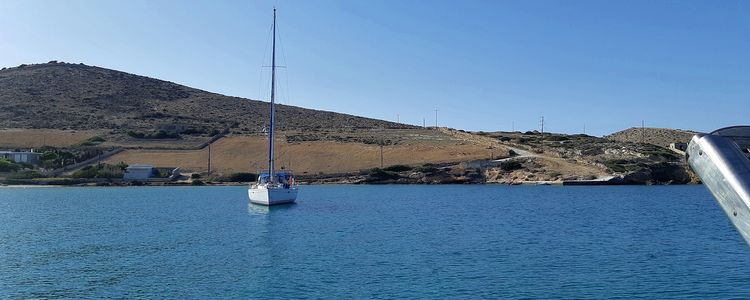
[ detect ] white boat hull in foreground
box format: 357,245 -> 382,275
248,185 -> 298,206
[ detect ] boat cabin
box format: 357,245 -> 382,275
258,171 -> 294,186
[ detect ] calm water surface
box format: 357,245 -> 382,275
1,185 -> 749,299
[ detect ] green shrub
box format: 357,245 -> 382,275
229,172 -> 257,182
8,171 -> 46,179
151,130 -> 179,139
500,160 -> 523,172
71,166 -> 99,178
128,130 -> 179,139
152,168 -> 166,178
182,127 -> 207,135
0,158 -> 20,172
44,178 -> 87,185
71,164 -> 123,179
545,135 -> 569,141
383,165 -> 412,172
602,159 -> 647,173
368,168 -> 401,180
127,131 -> 145,138
40,151 -> 57,161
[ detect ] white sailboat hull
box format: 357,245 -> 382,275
248,185 -> 298,206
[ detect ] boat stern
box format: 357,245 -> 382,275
687,126 -> 750,245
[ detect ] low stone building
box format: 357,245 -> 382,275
0,150 -> 41,164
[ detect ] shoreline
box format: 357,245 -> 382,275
1,180 -> 702,188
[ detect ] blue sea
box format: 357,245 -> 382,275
1,185 -> 749,299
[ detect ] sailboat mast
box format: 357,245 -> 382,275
268,8 -> 277,182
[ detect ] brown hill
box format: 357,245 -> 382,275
0,62 -> 698,184
604,127 -> 699,148
0,62 -> 412,133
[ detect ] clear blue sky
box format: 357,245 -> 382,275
1,0 -> 748,136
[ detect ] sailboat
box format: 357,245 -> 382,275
248,8 -> 298,206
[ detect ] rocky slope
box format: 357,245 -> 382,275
479,131 -> 695,185
0,62 -> 412,133
605,127 -> 698,148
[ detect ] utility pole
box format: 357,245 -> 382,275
540,116 -> 544,135
583,123 -> 586,135
540,116 -> 545,153
379,126 -> 384,168
423,117 -> 426,128
641,120 -> 645,143
380,144 -> 384,168
397,114 -> 400,123
434,109 -> 438,128
207,143 -> 211,175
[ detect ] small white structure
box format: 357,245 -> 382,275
123,164 -> 154,180
0,150 -> 41,164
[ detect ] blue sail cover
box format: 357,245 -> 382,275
258,172 -> 292,184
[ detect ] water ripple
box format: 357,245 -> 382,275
1,185 -> 749,298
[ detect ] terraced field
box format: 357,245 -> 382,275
103,129 -> 510,175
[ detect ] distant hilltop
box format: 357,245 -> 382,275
0,61 -> 412,133
605,127 -> 699,148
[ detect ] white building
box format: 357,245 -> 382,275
0,150 -> 41,164
123,164 -> 154,180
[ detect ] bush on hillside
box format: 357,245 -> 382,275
229,172 -> 257,182
0,158 -> 20,172
500,160 -> 523,172
127,130 -> 180,139
383,165 -> 412,172
7,170 -> 45,179
416,164 -> 437,174
367,168 -> 401,180
545,135 -> 569,141
71,164 -> 124,179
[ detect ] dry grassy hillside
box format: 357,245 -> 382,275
0,62 -> 412,133
103,130 -> 509,174
605,127 -> 698,147
0,129 -> 103,148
